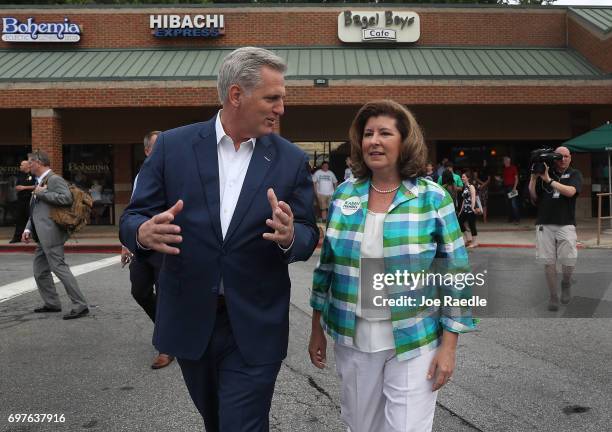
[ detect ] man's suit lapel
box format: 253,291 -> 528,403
193,120 -> 223,244
224,136 -> 276,244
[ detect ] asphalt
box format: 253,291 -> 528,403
3,248 -> 611,431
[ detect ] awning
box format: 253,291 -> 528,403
0,46 -> 605,83
564,122 -> 612,152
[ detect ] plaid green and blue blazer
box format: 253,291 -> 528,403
311,177 -> 477,361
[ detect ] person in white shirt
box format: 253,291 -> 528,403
313,161 -> 337,222
344,156 -> 354,182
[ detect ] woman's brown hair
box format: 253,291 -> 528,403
348,100 -> 427,180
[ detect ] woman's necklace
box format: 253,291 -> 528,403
370,182 -> 400,194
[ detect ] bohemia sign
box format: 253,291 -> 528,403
150,14 -> 225,38
338,11 -> 420,43
1,17 -> 81,42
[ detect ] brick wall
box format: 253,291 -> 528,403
568,17 -> 612,74
0,7 -> 565,50
31,109 -> 62,171
1,82 -> 610,110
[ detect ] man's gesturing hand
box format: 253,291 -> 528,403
137,200 -> 184,255
262,188 -> 294,249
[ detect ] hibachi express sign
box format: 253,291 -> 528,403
338,11 -> 420,43
150,14 -> 224,38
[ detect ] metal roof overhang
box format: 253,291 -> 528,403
0,47 -> 606,83
569,7 -> 612,34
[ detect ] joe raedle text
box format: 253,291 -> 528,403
373,295 -> 487,308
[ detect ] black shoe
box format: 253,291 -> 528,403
9,238 -> 20,244
34,306 -> 62,313
63,308 -> 89,320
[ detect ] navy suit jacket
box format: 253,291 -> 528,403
120,118 -> 319,364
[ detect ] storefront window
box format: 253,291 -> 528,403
63,144 -> 114,225
0,145 -> 31,227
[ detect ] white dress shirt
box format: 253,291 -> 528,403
216,111 -> 256,294
36,169 -> 52,185
216,111 -> 256,238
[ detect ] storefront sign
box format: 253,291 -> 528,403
1,17 -> 81,43
0,166 -> 19,175
68,162 -> 110,174
150,14 -> 224,38
338,11 -> 419,43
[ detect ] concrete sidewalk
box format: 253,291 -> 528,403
1,217 -> 612,252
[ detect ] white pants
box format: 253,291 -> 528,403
334,344 -> 438,432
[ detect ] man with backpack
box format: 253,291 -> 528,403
22,150 -> 90,320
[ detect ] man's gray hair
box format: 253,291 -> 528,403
28,150 -> 51,167
144,130 -> 161,151
217,47 -> 287,104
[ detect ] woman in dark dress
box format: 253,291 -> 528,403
473,166 -> 490,223
459,170 -> 478,248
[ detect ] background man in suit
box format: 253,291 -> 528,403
120,130 -> 173,369
10,160 -> 36,243
22,150 -> 89,320
120,47 -> 319,432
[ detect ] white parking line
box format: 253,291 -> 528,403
0,256 -> 121,304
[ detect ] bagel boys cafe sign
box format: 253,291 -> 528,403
338,11 -> 420,43
1,17 -> 81,42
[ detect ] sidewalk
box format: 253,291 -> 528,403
1,218 -> 612,253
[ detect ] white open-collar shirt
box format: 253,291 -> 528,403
36,169 -> 52,184
216,111 -> 256,239
216,111 -> 256,295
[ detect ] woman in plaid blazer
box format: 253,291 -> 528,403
309,100 -> 477,432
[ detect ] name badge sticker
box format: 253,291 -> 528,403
561,174 -> 570,179
341,196 -> 361,216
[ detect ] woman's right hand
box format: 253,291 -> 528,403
308,311 -> 327,369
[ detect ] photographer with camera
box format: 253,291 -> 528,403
528,146 -> 582,311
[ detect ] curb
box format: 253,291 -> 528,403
0,242 -> 594,254
473,243 -> 535,249
0,243 -> 539,254
0,245 -> 122,254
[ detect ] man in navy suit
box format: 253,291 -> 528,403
120,47 -> 318,431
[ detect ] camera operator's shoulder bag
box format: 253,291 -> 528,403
42,174 -> 94,234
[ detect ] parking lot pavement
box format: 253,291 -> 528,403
1,250 -> 611,431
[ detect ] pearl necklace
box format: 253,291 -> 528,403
370,182 -> 400,194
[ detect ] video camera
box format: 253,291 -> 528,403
530,148 -> 562,174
